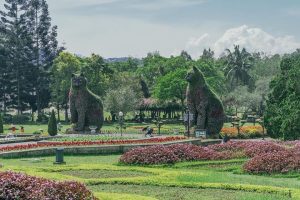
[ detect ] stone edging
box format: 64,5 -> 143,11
0,139 -> 221,158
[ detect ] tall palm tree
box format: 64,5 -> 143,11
224,45 -> 254,90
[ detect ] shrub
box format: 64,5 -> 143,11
11,114 -> 31,124
48,110 -> 57,136
0,114 -> 3,134
36,113 -> 49,123
120,144 -> 233,165
120,145 -> 179,165
0,171 -> 97,200
244,141 -> 286,157
243,150 -> 300,174
220,126 -> 264,139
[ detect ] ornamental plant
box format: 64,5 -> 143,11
0,171 -> 97,200
243,150 -> 300,174
48,110 -> 57,136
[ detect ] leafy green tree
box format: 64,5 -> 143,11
195,57 -> 226,97
51,52 -> 81,121
48,109 -> 57,136
154,68 -> 187,115
81,54 -> 113,97
224,45 -> 254,90
265,51 -> 300,140
105,86 -> 142,117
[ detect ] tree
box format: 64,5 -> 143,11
105,86 -> 142,117
51,52 -> 81,121
154,68 -> 187,116
224,45 -> 254,90
140,79 -> 151,98
47,109 -> 57,136
81,53 -> 113,97
265,51 -> 300,140
200,48 -> 214,60
25,0 -> 60,116
0,0 -> 31,114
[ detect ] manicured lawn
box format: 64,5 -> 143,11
0,154 -> 298,200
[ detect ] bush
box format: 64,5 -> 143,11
220,126 -> 264,139
0,114 -> 3,134
48,110 -> 57,136
119,145 -> 179,165
11,114 -> 31,124
243,150 -> 300,174
0,171 -> 97,200
36,113 -> 49,123
119,144 -> 233,165
244,141 -> 286,157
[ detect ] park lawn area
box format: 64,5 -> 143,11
0,155 -> 299,200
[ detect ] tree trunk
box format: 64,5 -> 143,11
64,104 -> 69,122
56,104 -> 60,122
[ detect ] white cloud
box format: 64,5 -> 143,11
185,25 -> 300,58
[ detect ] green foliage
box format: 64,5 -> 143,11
224,45 -> 254,90
0,114 -> 3,134
81,54 -> 113,96
265,51 -> 300,140
154,68 -> 187,106
48,110 -> 57,136
51,52 -> 81,108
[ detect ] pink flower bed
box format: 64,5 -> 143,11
0,136 -> 185,153
120,140 -> 300,173
0,171 -> 97,200
119,144 -> 230,165
243,150 -> 300,174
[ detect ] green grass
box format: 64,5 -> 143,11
89,184 -> 291,200
0,154 -> 299,200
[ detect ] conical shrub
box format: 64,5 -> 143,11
48,110 -> 57,136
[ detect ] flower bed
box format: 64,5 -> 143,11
220,126 -> 264,138
0,171 -> 97,200
0,136 -> 185,153
120,140 -> 300,174
119,144 -> 231,165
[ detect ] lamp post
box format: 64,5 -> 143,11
118,111 -> 124,137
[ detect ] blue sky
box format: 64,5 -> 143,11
44,0 -> 300,58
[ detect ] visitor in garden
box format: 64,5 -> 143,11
143,126 -> 153,137
20,126 -> 24,133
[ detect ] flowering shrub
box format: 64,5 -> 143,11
244,141 -> 286,157
0,171 -> 97,200
243,150 -> 300,174
0,136 -> 185,153
119,145 -> 179,165
119,144 -> 231,165
220,126 -> 264,138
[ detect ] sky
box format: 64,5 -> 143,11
42,0 -> 300,58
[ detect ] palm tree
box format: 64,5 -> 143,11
224,45 -> 254,90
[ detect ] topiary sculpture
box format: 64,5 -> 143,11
186,66 -> 225,138
69,73 -> 104,132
